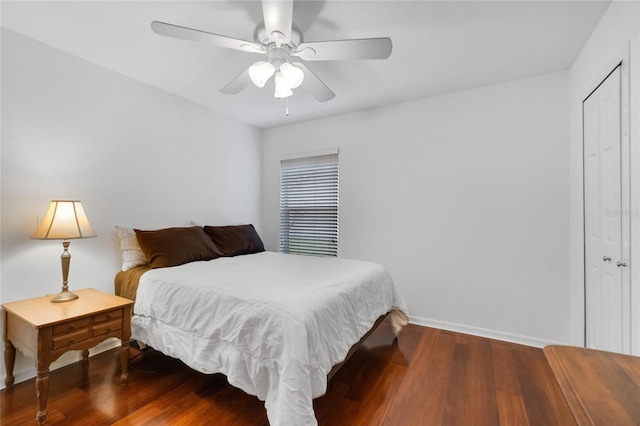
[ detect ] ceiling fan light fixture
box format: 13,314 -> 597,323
249,61 -> 275,88
274,71 -> 294,98
279,62 -> 304,89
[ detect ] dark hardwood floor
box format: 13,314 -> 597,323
1,322 -> 576,425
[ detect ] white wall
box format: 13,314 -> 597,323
0,29 -> 262,384
263,71 -> 570,346
568,1 -> 640,351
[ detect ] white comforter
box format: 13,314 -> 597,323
131,251 -> 408,425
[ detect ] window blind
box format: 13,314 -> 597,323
280,152 -> 339,257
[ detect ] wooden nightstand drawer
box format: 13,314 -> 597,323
52,318 -> 90,336
92,318 -> 122,337
52,328 -> 91,350
93,310 -> 122,324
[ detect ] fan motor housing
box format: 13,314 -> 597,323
254,24 -> 302,50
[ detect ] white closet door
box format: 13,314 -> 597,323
584,66 -> 624,352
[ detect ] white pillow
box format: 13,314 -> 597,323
115,226 -> 147,271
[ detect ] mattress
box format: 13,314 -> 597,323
128,251 -> 408,425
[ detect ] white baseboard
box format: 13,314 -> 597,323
0,338 -> 122,390
409,315 -> 565,348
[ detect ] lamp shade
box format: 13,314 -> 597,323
274,71 -> 294,99
279,62 -> 304,89
31,200 -> 97,240
249,61 -> 276,88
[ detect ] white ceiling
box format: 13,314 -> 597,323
1,1 -> 610,129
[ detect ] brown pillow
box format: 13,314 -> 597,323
134,226 -> 223,268
203,224 -> 265,257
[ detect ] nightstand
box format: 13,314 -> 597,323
2,288 -> 133,425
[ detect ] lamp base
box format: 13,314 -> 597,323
50,289 -> 79,303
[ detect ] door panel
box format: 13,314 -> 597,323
585,265 -> 600,345
584,65 -> 624,352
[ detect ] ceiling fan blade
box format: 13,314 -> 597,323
262,0 -> 293,45
293,38 -> 392,61
220,69 -> 253,95
151,21 -> 264,53
294,62 -> 335,102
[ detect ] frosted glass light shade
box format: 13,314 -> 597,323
274,71 -> 293,98
31,200 -> 97,240
280,62 -> 304,89
249,61 -> 275,88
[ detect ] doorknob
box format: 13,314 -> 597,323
603,256 -> 612,262
617,261 -> 627,267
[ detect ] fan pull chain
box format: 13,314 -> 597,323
285,96 -> 290,117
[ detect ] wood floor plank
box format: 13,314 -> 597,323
513,345 -> 576,426
381,325 -> 450,425
1,323 -> 576,425
545,345 -> 640,426
443,335 -> 500,426
491,340 -> 530,425
110,404 -> 163,426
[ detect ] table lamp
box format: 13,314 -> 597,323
31,200 -> 97,302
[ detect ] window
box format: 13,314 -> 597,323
279,151 -> 339,257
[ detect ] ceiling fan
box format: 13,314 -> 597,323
151,0 -> 392,102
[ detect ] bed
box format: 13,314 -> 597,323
114,225 -> 408,426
